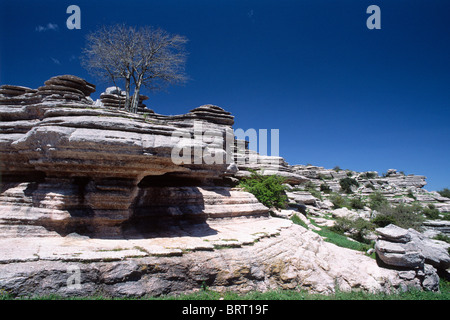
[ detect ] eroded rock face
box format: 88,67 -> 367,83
375,224 -> 450,291
0,223 -> 403,297
0,75 -> 442,297
0,75 -> 267,238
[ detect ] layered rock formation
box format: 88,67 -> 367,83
39,75 -> 96,103
0,75 -> 267,238
375,224 -> 450,291
1,74 -> 448,297
233,139 -> 308,185
0,222 -> 403,297
98,86 -> 153,113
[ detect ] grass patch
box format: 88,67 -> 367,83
309,219 -> 372,253
290,214 -> 309,229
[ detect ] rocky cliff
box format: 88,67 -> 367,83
0,75 -> 448,297
0,75 -> 267,239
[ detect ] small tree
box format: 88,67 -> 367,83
82,24 -> 188,113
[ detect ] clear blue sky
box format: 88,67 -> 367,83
1,0 -> 449,191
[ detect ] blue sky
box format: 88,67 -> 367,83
1,0 -> 449,191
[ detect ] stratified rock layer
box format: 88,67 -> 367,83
0,75 -> 443,297
0,222 -> 403,297
0,75 -> 266,238
375,224 -> 450,291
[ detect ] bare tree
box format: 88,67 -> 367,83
82,24 -> 188,113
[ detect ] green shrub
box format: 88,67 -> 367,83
330,217 -> 375,244
361,172 -> 377,179
365,183 -> 375,190
422,205 -> 440,219
339,178 -> 359,194
437,188 -> 450,198
300,181 -> 322,200
239,171 -> 288,209
349,197 -> 365,210
433,233 -> 450,244
407,190 -> 416,200
329,193 -> 347,209
371,213 -> 397,228
371,202 -> 424,231
368,191 -> 389,210
320,183 -> 331,194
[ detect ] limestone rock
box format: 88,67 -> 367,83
0,79 -> 269,238
375,224 -> 449,291
287,191 -> 317,205
37,75 -> 95,103
99,87 -> 152,113
376,224 -> 412,243
375,239 -> 424,268
0,223 -> 403,297
331,207 -> 358,220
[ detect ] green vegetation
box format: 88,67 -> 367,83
290,214 -> 309,229
238,170 -> 288,209
368,191 -> 389,211
329,193 -> 347,209
433,233 -> 450,245
422,204 -> 440,219
296,181 -> 322,200
437,188 -> 450,198
371,202 -> 425,231
371,214 -> 397,228
328,193 -> 366,210
407,190 -> 416,200
365,183 -> 375,190
339,178 -> 359,194
360,172 -> 377,179
348,197 -> 365,210
309,219 -> 372,253
330,217 -> 375,245
319,183 -> 331,194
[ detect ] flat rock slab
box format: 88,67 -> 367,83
0,217 -> 291,264
0,218 -> 402,297
376,224 -> 411,243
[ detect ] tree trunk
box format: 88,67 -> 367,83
131,74 -> 144,113
124,75 -> 131,111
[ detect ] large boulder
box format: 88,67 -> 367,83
375,224 -> 450,291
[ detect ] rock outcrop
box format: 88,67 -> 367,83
98,86 -> 153,113
39,75 -> 96,103
1,74 -> 448,298
0,75 -> 267,238
0,222 -> 402,297
375,224 -> 450,291
233,139 -> 308,185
